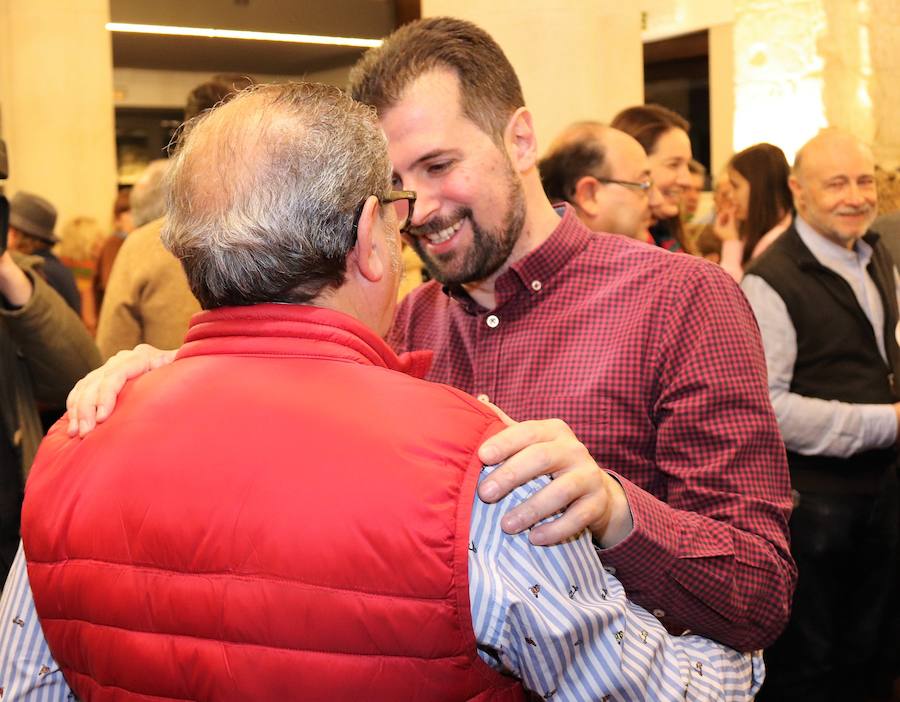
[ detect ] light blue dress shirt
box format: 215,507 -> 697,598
741,215 -> 899,457
0,467 -> 761,701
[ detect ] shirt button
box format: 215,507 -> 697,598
485,314 -> 500,329
531,280 -> 542,291
476,393 -> 490,403
653,608 -> 666,619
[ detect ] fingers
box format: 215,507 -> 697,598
528,493 -> 607,546
66,366 -> 127,437
478,418 -> 570,466
148,348 -> 177,369
500,467 -> 607,544
66,345 -> 175,437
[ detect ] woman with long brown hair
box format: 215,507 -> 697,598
714,143 -> 793,282
611,104 -> 694,252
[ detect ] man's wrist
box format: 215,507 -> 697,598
592,473 -> 634,548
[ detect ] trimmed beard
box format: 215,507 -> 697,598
406,162 -> 527,287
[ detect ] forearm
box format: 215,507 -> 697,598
718,239 -> 745,284
771,389 -> 897,457
2,271 -> 100,404
599,475 -> 795,651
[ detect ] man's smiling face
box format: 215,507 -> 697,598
379,68 -> 526,287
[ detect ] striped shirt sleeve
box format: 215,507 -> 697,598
468,466 -> 765,701
0,542 -> 71,701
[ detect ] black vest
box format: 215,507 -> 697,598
747,225 -> 900,493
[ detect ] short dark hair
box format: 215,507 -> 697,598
610,104 -> 690,157
349,17 -> 524,142
185,74 -> 255,120
729,143 -> 792,265
538,123 -> 611,204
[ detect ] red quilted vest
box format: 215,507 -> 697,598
23,304 -> 525,702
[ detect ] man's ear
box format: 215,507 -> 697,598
351,195 -> 385,283
505,107 -> 538,173
788,175 -> 802,211
572,176 -> 602,217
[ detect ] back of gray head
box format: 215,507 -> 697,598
162,82 -> 391,310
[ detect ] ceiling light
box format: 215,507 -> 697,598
106,22 -> 383,49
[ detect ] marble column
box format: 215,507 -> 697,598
0,0 -> 117,229
730,0 -> 898,168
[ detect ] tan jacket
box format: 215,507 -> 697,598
1,253 -> 101,475
95,217 -> 201,360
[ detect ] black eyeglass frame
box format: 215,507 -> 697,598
351,190 -> 417,239
595,177 -> 654,193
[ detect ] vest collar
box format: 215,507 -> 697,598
177,303 -> 433,379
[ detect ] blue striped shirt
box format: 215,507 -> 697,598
0,466 -> 762,700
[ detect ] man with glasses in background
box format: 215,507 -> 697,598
539,121 -> 662,242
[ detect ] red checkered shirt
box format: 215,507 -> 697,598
388,206 -> 796,651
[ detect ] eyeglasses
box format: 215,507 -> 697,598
352,190 -> 417,238
596,177 -> 654,194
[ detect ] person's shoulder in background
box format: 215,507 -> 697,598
873,211 -> 900,266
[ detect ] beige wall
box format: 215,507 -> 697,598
113,65 -> 354,109
420,0 -> 644,155
728,0 -> 897,168
0,0 -> 117,232
708,23 -> 735,177
641,0 -> 734,41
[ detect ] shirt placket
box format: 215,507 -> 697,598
471,306 -> 504,406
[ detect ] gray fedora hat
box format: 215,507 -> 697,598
9,191 -> 58,243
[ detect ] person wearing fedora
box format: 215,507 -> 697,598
8,192 -> 81,314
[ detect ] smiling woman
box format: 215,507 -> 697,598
611,104 -> 694,253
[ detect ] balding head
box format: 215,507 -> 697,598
790,128 -> 877,248
539,123 -> 656,238
162,83 -> 392,309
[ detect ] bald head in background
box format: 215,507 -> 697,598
539,122 -> 660,239
790,128 -> 877,249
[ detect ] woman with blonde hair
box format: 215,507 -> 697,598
57,216 -> 105,332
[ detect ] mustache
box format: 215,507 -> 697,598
405,208 -> 472,238
835,206 -> 874,216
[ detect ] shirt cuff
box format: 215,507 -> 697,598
596,472 -> 680,595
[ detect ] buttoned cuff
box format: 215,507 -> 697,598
595,472 -> 680,600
